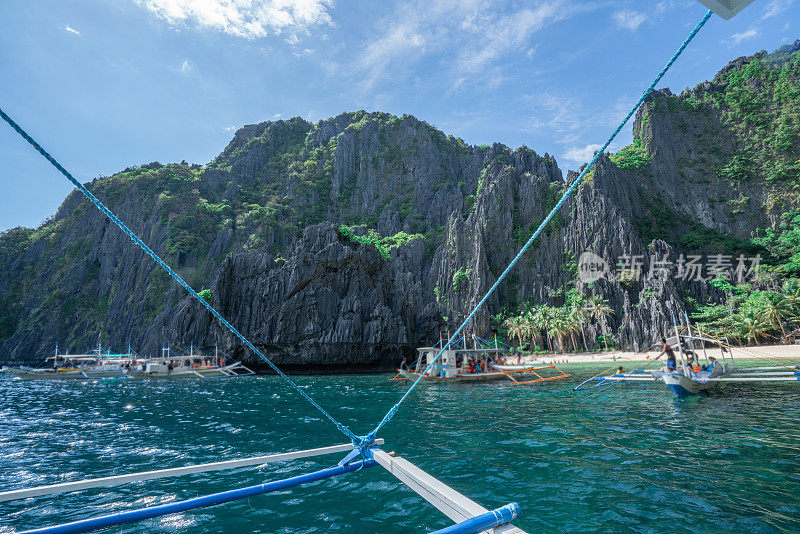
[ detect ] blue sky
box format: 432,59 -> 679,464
0,0 -> 797,231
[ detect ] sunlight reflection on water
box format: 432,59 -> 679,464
0,360 -> 798,533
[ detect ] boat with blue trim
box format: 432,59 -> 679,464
3,341 -> 130,380
127,343 -> 255,379
395,334 -> 570,384
574,315 -> 800,397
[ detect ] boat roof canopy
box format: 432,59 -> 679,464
416,347 -> 507,354
697,0 -> 757,19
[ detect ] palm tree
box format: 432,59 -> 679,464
569,302 -> 590,352
782,279 -> 800,314
523,309 -> 541,352
549,308 -> 571,353
731,307 -> 772,344
760,292 -> 793,340
566,310 -> 581,352
586,295 -> 614,350
503,316 -> 526,351
539,305 -> 557,353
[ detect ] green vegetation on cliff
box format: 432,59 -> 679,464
337,225 -> 424,259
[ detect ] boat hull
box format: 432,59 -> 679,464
660,372 -> 718,397
4,368 -> 127,380
491,363 -> 541,371
397,368 -> 507,382
129,366 -> 253,379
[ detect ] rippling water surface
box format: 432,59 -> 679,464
1,360 -> 799,533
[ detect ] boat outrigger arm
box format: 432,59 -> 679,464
5,439 -> 526,534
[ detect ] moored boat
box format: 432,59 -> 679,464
394,334 -> 570,385
128,343 -> 255,379
3,342 -> 129,380
574,314 -> 800,397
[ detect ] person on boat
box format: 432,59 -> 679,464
658,338 -> 677,371
468,359 -> 476,373
684,355 -> 697,377
708,356 -> 721,374
167,361 -> 174,374
617,366 -> 624,375
400,358 -> 408,370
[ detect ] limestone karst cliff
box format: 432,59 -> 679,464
1,41 -> 798,368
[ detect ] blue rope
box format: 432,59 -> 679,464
0,107 -> 359,444
362,10 -> 714,445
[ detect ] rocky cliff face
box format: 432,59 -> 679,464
1,42 -> 798,367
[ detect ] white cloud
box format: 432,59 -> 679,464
653,1 -> 680,18
523,91 -> 629,169
133,0 -> 334,38
293,48 -> 315,58
455,3 -> 564,75
64,25 -> 80,36
180,59 -> 191,72
353,0 -> 594,93
526,92 -> 582,134
358,22 -> 426,90
761,0 -> 794,20
612,10 -> 646,31
223,125 -> 238,131
728,27 -> 759,46
563,144 -> 602,166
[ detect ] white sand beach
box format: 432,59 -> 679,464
519,343 -> 800,365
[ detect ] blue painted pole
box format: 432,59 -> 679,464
21,459 -> 377,534
429,503 -> 521,534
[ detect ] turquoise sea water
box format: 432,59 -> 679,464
1,360 -> 799,533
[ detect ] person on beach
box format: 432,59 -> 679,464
658,338 -> 677,371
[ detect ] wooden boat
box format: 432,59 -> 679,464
128,343 -> 255,379
3,342 -> 129,380
394,335 -> 570,385
575,315 -> 800,397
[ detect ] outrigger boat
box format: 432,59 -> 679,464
128,342 -> 255,379
3,341 -> 130,380
394,333 -> 570,384
575,314 -> 800,397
